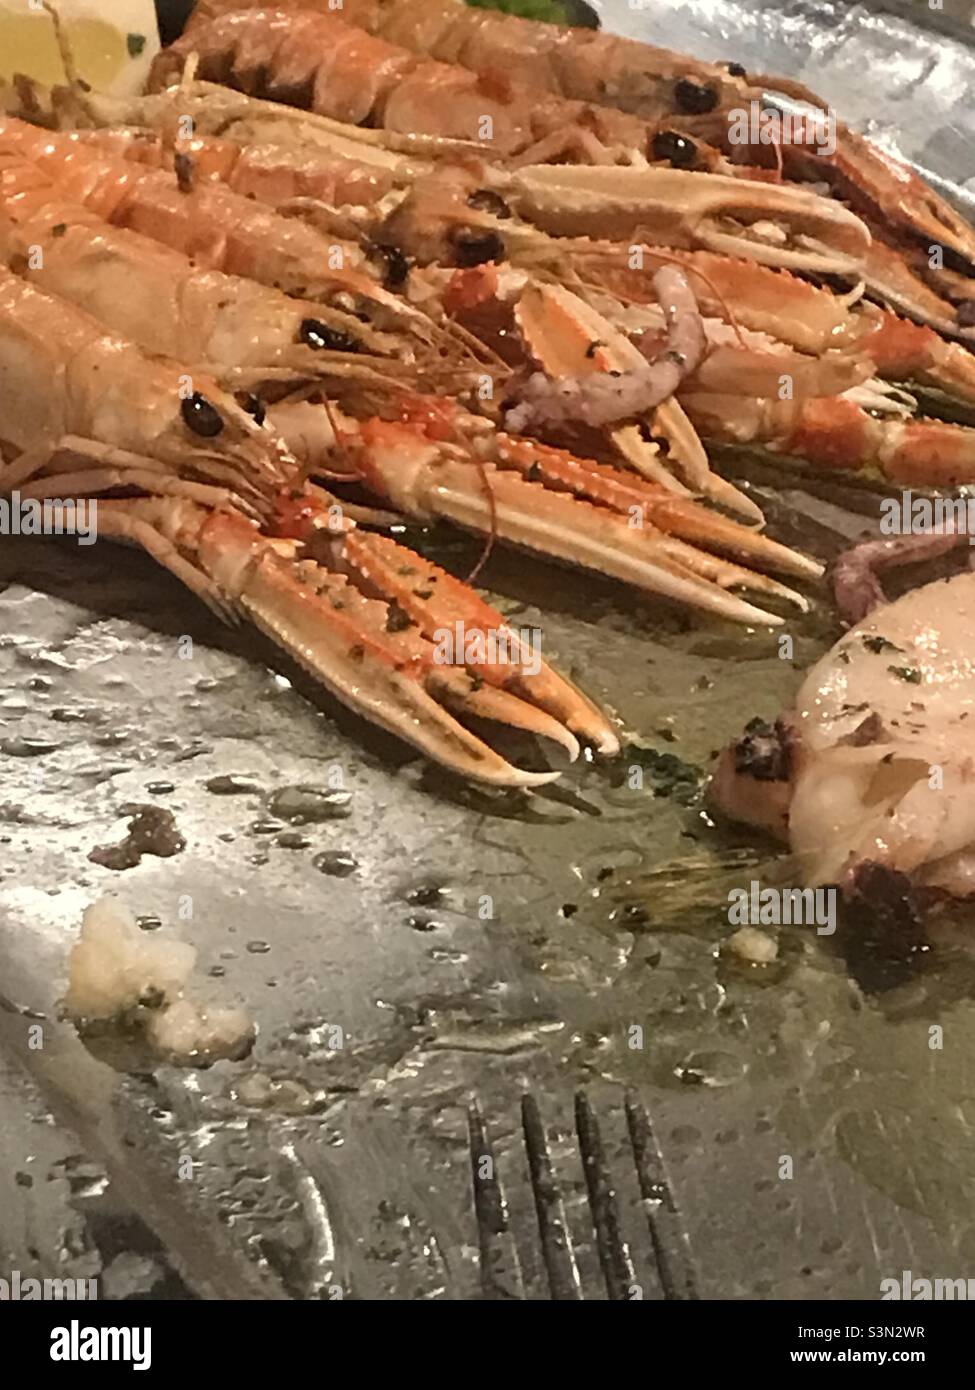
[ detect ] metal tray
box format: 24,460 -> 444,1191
3,0 -> 975,1300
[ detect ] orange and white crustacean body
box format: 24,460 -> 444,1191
185,0 -> 975,325
6,0 -> 975,799
33,89 -> 975,491
149,9 -> 872,278
0,121 -> 827,626
0,262 -> 628,785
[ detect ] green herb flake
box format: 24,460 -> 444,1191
627,745 -> 702,806
127,33 -> 147,58
888,665 -> 922,684
863,634 -> 903,655
385,603 -> 413,633
466,0 -> 572,22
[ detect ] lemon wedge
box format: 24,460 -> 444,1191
0,0 -> 160,97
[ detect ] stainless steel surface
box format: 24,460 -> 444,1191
3,1 -> 975,1300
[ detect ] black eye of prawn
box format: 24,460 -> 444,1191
364,240 -> 411,291
674,78 -> 719,114
466,188 -> 512,219
240,393 -> 266,427
651,129 -> 698,168
725,61 -> 747,78
450,227 -> 506,268
299,318 -> 361,353
181,392 -> 225,438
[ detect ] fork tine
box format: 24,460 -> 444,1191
625,1090 -> 700,1300
574,1090 -> 638,1300
468,1099 -> 525,1301
521,1094 -> 583,1300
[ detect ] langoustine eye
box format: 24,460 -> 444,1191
450,227 -> 506,267
240,393 -> 267,427
299,318 -> 361,353
674,78 -> 719,114
181,392 -> 225,438
652,129 -> 699,168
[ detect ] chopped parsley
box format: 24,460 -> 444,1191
887,665 -> 922,684
127,33 -> 147,58
466,0 -> 573,22
385,603 -> 413,633
627,745 -> 702,805
862,634 -> 903,654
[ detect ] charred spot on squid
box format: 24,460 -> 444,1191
733,718 -> 793,782
450,227 -> 506,268
240,393 -> 267,428
466,189 -> 512,220
957,300 -> 975,328
181,393 -> 225,439
651,130 -> 698,169
674,78 -> 719,115
299,318 -> 361,353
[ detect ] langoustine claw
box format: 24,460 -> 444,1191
0,265 -> 615,786
504,266 -> 705,433
149,8 -> 872,278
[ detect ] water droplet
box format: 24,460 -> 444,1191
313,850 -> 359,877
146,781 -> 175,795
277,831 -> 311,850
250,819 -> 283,835
246,940 -> 271,955
267,785 -> 352,824
674,1050 -> 745,1088
406,884 -> 448,908
408,916 -> 439,933
96,730 -> 128,747
206,774 -> 263,796
0,736 -> 59,757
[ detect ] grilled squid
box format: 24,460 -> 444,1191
711,560 -> 975,896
